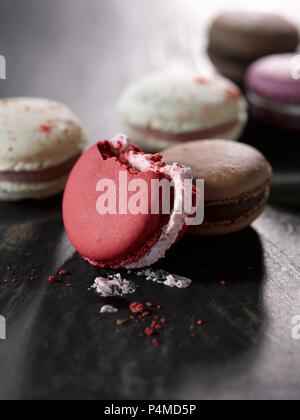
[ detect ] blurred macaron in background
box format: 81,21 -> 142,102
118,68 -> 247,153
246,53 -> 300,131
207,10 -> 299,84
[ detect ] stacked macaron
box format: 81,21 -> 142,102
208,11 -> 299,84
118,68 -> 247,152
0,98 -> 87,200
246,54 -> 300,131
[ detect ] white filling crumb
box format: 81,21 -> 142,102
100,305 -> 119,314
135,269 -> 192,289
164,275 -> 192,289
92,273 -> 136,297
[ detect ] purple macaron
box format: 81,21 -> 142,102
246,54 -> 300,131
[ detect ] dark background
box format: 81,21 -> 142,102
0,0 -> 300,400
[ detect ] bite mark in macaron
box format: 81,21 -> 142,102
162,140 -> 272,236
63,134 -> 195,269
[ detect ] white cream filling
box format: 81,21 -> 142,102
110,134 -> 193,269
92,273 -> 137,297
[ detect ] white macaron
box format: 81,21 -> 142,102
118,68 -> 247,152
0,98 -> 87,201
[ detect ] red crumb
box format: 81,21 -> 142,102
130,316 -> 135,321
48,276 -> 59,284
151,321 -> 162,330
58,269 -> 71,276
152,338 -> 160,347
197,320 -> 204,326
130,302 -> 144,314
146,302 -> 153,308
156,305 -> 162,311
141,311 -> 151,318
30,270 -> 37,280
149,154 -> 163,164
160,318 -> 167,324
144,327 -> 155,336
195,76 -> 208,84
219,280 -> 226,286
40,124 -> 53,134
226,87 -> 241,100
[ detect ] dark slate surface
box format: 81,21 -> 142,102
0,0 -> 300,400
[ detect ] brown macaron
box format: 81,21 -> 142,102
208,11 -> 299,83
162,140 -> 272,236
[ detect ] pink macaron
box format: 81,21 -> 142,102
246,54 -> 300,130
63,134 -> 195,269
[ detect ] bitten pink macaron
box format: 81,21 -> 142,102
246,54 -> 300,131
208,11 -> 299,83
163,140 -> 272,236
0,98 -> 87,201
118,68 -> 247,152
63,134 -> 194,269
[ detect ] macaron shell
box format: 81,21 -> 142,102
63,144 -> 170,267
246,54 -> 300,104
0,98 -> 87,172
162,140 -> 272,202
209,11 -> 299,59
